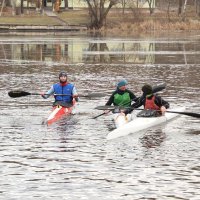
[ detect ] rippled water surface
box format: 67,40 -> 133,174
0,33 -> 200,200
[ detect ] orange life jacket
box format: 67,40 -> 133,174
145,95 -> 160,110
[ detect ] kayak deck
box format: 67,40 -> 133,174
47,104 -> 75,125
107,107 -> 185,140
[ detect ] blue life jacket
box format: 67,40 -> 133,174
53,83 -> 74,103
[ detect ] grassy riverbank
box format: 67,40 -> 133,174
0,10 -> 89,26
0,8 -> 199,35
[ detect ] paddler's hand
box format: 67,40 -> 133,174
41,93 -> 47,99
74,97 -> 79,102
73,95 -> 79,102
160,106 -> 167,114
124,107 -> 134,115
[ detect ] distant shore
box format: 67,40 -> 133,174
0,8 -> 200,36
0,24 -> 87,33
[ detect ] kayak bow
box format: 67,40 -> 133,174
47,103 -> 75,125
107,107 -> 186,140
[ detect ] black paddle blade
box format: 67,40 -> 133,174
8,91 -> 31,98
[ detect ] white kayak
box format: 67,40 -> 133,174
107,107 -> 186,140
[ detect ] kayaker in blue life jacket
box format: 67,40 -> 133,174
124,84 -> 169,116
41,72 -> 79,107
105,79 -> 138,113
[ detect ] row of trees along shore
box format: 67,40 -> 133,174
2,0 -> 200,29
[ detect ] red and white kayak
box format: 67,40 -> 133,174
47,102 -> 76,125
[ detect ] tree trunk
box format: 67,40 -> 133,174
146,0 -> 154,15
21,0 -> 24,14
167,0 -> 171,22
86,0 -> 117,29
182,0 -> 188,21
64,0 -> 68,8
178,0 -> 182,15
198,0 -> 200,17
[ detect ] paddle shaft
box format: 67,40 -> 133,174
131,108 -> 200,118
95,106 -> 200,118
8,90 -> 105,98
92,112 -> 109,119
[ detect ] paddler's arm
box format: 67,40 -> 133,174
41,86 -> 54,99
72,86 -> 79,102
105,92 -> 115,106
103,92 -> 115,114
155,95 -> 170,114
124,95 -> 145,115
127,90 -> 137,103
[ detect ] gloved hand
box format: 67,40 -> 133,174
75,97 -> 79,102
124,107 -> 134,115
73,95 -> 79,102
41,93 -> 47,99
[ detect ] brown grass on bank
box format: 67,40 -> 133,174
1,7 -> 200,35
96,19 -> 200,37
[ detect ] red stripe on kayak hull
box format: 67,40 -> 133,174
47,105 -> 74,125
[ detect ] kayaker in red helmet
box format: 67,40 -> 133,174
41,72 -> 79,107
124,84 -> 169,117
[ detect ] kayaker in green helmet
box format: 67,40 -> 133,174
124,84 -> 169,117
104,79 -> 138,113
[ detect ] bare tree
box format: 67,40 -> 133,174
199,0 -> 200,17
195,0 -> 200,17
21,0 -> 24,14
167,0 -> 171,22
85,0 -> 119,29
128,0 -> 143,21
146,0 -> 155,15
182,0 -> 187,21
178,0 -> 182,15
64,0 -> 68,8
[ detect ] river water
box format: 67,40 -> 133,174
0,32 -> 199,200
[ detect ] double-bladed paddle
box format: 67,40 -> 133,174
94,105 -> 200,118
8,90 -> 105,99
8,83 -> 166,99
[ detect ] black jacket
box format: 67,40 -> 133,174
125,94 -> 170,114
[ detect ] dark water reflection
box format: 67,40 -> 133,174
0,33 -> 200,199
0,33 -> 200,64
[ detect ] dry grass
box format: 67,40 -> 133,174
97,10 -> 200,36
0,16 -> 60,25
0,8 -> 200,34
57,10 -> 90,25
103,20 -> 200,37
0,9 -> 90,26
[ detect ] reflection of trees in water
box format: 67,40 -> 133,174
84,43 -> 110,63
84,42 -> 155,64
0,43 -> 8,59
1,39 -> 199,64
0,43 -> 69,62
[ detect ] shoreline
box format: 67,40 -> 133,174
0,24 -> 87,33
